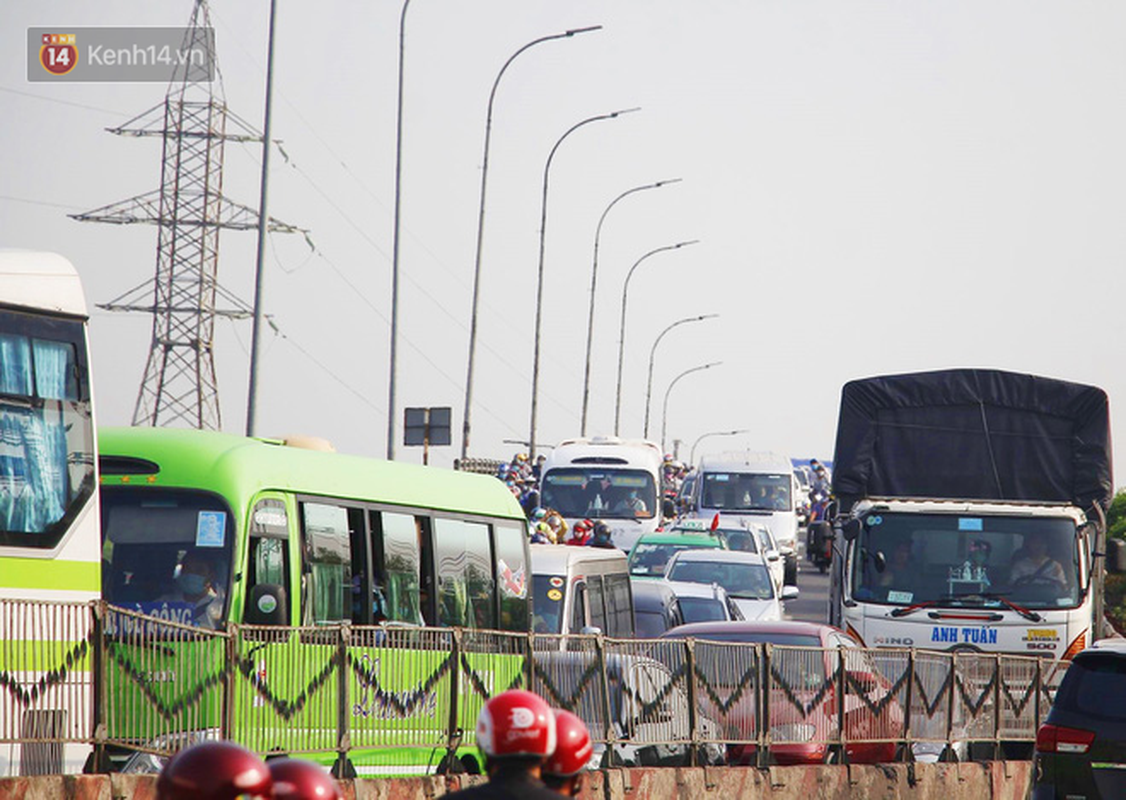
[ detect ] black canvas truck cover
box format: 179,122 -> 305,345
831,369 -> 1112,516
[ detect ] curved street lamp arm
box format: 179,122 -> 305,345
613,239 -> 699,435
529,106 -> 639,458
661,361 -> 722,452
643,313 -> 718,438
690,428 -> 748,466
462,25 -> 601,459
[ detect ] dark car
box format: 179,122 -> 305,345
660,620 -> 901,765
630,578 -> 686,637
1032,639 -> 1126,800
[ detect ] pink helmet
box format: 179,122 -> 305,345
156,741 -> 272,800
476,690 -> 556,759
543,709 -> 593,778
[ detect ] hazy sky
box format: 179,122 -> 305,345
3,2 -> 1126,477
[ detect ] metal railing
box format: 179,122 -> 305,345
0,600 -> 1068,772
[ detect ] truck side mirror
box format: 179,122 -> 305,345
842,518 -> 862,542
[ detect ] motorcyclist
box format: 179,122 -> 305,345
442,690 -> 562,799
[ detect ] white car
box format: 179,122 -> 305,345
665,549 -> 798,622
663,579 -> 744,624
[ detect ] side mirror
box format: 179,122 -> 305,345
246,583 -> 289,625
781,585 -> 799,601
842,518 -> 862,542
766,550 -> 780,562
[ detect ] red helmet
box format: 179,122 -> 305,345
157,741 -> 272,800
543,709 -> 593,778
268,758 -> 342,800
476,689 -> 556,759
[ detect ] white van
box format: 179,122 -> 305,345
539,436 -> 664,551
529,544 -> 634,637
687,451 -> 801,586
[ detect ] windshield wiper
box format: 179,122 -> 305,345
889,596 -> 956,618
975,592 -> 1043,622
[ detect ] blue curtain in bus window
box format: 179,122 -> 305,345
0,334 -> 68,533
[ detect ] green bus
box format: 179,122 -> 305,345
97,426 -> 532,776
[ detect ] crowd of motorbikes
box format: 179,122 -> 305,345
802,463 -> 834,574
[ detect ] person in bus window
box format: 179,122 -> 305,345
160,551 -> 225,630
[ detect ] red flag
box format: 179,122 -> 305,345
711,512 -> 720,531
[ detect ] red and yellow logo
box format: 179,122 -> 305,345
40,33 -> 77,76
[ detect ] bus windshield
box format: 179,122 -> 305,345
851,512 -> 1081,610
700,472 -> 790,512
0,310 -> 94,548
540,468 -> 657,520
101,487 -> 235,630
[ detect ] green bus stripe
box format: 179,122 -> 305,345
0,558 -> 100,591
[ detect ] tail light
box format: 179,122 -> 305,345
1036,723 -> 1095,754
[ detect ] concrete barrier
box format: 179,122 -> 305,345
0,762 -> 1034,799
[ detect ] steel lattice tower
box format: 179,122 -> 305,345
72,0 -> 298,430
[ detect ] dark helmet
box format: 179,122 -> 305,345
157,741 -> 272,800
268,758 -> 342,800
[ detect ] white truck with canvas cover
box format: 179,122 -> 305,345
822,369 -> 1112,675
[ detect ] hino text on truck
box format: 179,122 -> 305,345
819,368 -> 1112,679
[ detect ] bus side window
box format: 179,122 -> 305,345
570,581 -> 587,633
431,518 -> 495,629
586,575 -> 607,633
379,511 -> 424,625
605,573 -> 634,637
493,522 -> 530,631
347,507 -> 373,625
300,502 -> 351,624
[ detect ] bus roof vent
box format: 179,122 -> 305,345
279,434 -> 336,452
99,455 -> 160,476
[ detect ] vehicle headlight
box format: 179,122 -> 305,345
769,723 -> 817,742
120,729 -> 222,774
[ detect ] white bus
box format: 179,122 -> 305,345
0,250 -> 99,776
538,436 -> 663,551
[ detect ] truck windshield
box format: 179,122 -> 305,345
540,468 -> 657,520
700,472 -> 790,512
101,487 -> 235,630
851,512 -> 1080,610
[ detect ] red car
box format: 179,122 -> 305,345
661,620 -> 903,765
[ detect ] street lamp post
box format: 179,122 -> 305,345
613,240 -> 699,436
661,361 -> 721,453
581,178 -> 681,436
528,107 -> 639,459
461,25 -> 601,460
690,428 -> 748,465
643,313 -> 717,439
